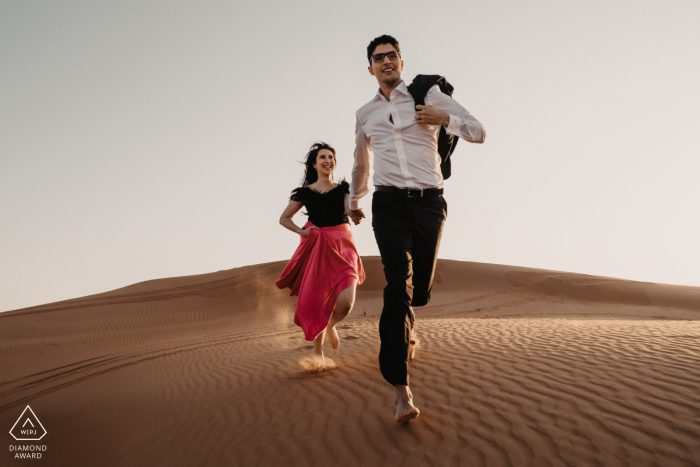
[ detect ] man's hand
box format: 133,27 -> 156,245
348,208 -> 365,225
415,105 -> 450,126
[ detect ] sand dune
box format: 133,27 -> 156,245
1,258 -> 699,466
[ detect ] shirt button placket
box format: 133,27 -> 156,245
389,101 -> 414,188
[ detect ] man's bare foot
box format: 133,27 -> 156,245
327,325 -> 340,350
395,385 -> 420,423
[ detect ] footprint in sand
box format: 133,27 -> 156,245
345,336 -> 359,340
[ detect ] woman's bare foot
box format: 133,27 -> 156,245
327,325 -> 340,350
395,385 -> 420,423
301,330 -> 329,372
301,353 -> 326,372
299,353 -> 337,372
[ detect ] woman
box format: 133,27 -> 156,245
276,142 -> 365,371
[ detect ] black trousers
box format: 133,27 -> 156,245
372,191 -> 447,386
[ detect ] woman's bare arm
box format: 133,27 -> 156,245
279,201 -> 318,237
280,201 -> 303,233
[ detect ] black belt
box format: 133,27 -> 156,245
375,186 -> 444,198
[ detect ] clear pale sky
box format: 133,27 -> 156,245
2,0 -> 699,312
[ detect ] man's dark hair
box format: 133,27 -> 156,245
366,35 -> 400,65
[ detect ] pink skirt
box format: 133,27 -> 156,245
276,222 -> 365,341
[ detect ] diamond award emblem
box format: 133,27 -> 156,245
9,406 -> 47,441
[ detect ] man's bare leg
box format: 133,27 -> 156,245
326,285 -> 356,350
408,307 -> 419,361
395,384 -> 420,422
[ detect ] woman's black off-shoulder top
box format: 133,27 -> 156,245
290,180 -> 350,228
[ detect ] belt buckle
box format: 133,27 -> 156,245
407,189 -> 423,198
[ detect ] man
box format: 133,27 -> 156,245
349,35 -> 486,422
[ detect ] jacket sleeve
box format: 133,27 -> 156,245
425,85 -> 486,144
350,113 -> 373,211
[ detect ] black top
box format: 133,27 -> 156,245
290,180 -> 350,227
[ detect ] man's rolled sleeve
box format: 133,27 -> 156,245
350,114 -> 372,211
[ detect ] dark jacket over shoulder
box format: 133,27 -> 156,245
407,74 -> 459,180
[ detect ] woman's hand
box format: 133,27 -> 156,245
348,208 -> 365,225
299,226 -> 319,238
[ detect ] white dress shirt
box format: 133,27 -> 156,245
350,80 -> 485,210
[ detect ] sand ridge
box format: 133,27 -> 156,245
1,258 -> 699,466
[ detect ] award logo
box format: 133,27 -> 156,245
8,406 -> 48,460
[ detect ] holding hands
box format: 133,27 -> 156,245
415,105 -> 450,126
348,209 -> 365,225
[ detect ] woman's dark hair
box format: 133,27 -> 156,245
300,142 -> 336,187
367,34 -> 400,65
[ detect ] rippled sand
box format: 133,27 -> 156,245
1,258 -> 699,466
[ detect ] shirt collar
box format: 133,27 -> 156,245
395,80 -> 409,96
373,80 -> 408,101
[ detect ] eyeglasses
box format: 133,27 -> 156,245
370,50 -> 400,64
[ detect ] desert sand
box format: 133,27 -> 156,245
1,257 -> 699,466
